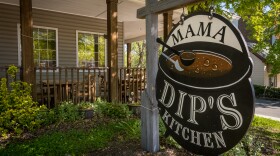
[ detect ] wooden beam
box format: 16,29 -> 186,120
127,43 -> 132,68
137,0 -> 204,19
20,0 -> 35,97
107,0 -> 119,102
141,0 -> 159,152
94,35 -> 99,67
163,11 -> 173,41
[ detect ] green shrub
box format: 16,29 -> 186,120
254,85 -> 280,99
116,120 -> 141,140
224,133 -> 263,156
55,101 -> 82,122
0,65 -> 51,136
78,101 -> 95,110
93,99 -> 131,119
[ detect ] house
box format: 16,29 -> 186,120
0,0 -> 184,105
231,13 -> 280,88
248,43 -> 280,87
2,0 -> 277,106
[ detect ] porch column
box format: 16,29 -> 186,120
20,0 -> 35,97
107,0 -> 118,102
127,43 -> 132,68
163,11 -> 173,41
94,35 -> 99,67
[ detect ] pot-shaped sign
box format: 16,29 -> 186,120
156,13 -> 255,155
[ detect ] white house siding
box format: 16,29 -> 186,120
277,75 -> 280,88
264,68 -> 269,86
0,3 -> 124,67
249,52 -> 266,86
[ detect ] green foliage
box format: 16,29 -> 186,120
93,99 -> 131,119
224,134 -> 263,156
252,116 -> 280,132
0,116 -> 279,155
6,65 -> 18,80
0,65 -> 51,136
124,40 -> 163,68
78,101 -> 95,110
78,33 -> 105,67
0,122 -> 121,155
55,101 -> 82,122
116,120 -> 141,140
254,85 -> 280,99
190,0 -> 280,74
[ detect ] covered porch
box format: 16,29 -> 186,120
0,0 -> 184,106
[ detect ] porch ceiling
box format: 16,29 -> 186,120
0,0 -> 182,42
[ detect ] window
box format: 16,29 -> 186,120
33,27 -> 57,67
76,31 -> 106,67
17,25 -> 58,67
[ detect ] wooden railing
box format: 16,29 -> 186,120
35,67 -> 109,108
0,66 -> 146,108
118,68 -> 146,103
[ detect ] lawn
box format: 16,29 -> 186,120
0,115 -> 279,156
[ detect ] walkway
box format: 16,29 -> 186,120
255,98 -> 280,121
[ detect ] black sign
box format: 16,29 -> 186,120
156,13 -> 255,155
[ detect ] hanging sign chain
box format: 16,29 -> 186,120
179,7 -> 186,25
208,0 -> 215,20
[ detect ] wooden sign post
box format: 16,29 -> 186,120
137,0 -> 204,152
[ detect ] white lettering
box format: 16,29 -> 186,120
175,90 -> 188,119
175,122 -> 183,135
202,132 -> 214,148
191,130 -> 201,146
187,94 -> 207,125
217,93 -> 243,130
159,80 -> 175,108
162,110 -> 171,124
182,127 -> 190,140
213,131 -> 226,148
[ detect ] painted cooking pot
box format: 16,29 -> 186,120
158,42 -> 253,89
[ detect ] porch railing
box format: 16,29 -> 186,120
118,68 -> 146,104
0,66 -> 146,108
35,67 -> 109,108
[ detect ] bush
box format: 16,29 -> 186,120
254,85 -> 280,99
93,99 -> 131,119
55,101 -> 82,122
0,65 -> 52,136
224,133 -> 263,156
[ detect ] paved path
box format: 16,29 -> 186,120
255,98 -> 280,121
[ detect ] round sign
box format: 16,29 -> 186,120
156,13 -> 255,155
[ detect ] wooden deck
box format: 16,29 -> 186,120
0,66 -> 146,108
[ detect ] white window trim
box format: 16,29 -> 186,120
17,24 -> 59,68
76,30 -> 107,68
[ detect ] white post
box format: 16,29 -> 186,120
141,0 -> 159,152
138,0 -> 205,152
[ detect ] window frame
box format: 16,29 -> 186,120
17,24 -> 59,68
76,30 -> 107,68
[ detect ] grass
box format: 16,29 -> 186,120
0,116 -> 279,155
252,116 -> 280,131
250,116 -> 280,152
0,119 -> 139,155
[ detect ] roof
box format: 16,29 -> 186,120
247,42 -> 267,63
0,0 -> 183,42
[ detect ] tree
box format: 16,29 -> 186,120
189,0 -> 280,74
124,40 -> 163,68
132,40 -> 146,68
